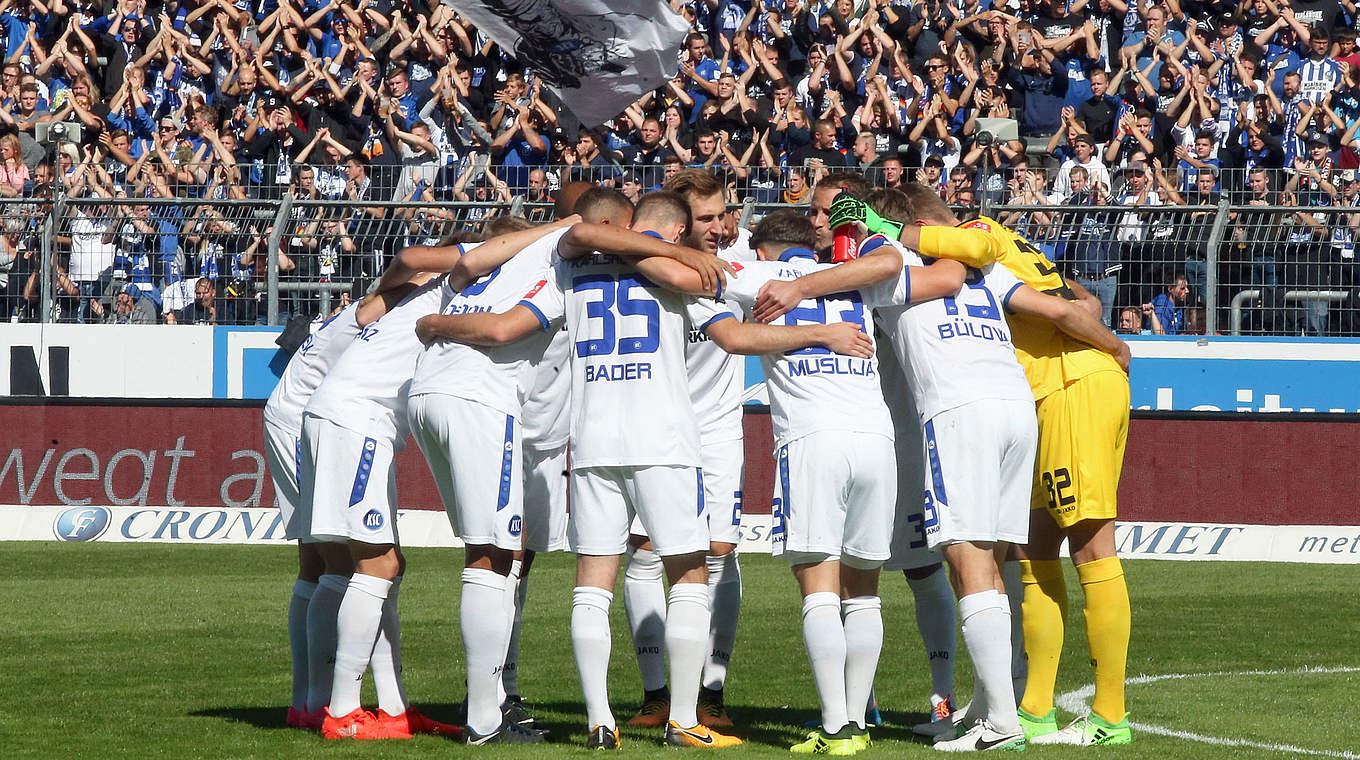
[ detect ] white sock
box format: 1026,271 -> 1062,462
802,591 -> 849,734
463,568 -> 511,735
571,586 -> 616,731
289,579 -> 316,710
1000,560 -> 1027,699
370,575 -> 407,716
702,552 -> 742,691
841,596 -> 883,730
906,566 -> 957,705
623,547 -> 668,692
665,582 -> 711,728
502,559 -> 525,700
306,573 -> 347,713
330,573 -> 390,717
958,590 -> 1020,734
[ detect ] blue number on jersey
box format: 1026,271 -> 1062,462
616,275 -> 660,354
572,274 -> 661,357
942,268 -> 1001,320
783,292 -> 865,355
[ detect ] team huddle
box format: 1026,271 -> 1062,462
261,167 -> 1136,753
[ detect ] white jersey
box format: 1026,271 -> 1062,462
521,324 -> 571,449
304,278 -> 446,447
520,248 -> 722,469
686,240 -> 757,444
859,235 -> 1034,421
409,230 -> 564,417
719,250 -> 893,448
263,302 -> 362,432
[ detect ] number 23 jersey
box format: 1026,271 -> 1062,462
520,252 -> 722,470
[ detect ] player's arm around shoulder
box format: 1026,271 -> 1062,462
906,258 -> 968,303
1006,285 -> 1132,372
751,238 -> 903,323
559,221 -> 733,295
414,305 -> 547,347
1065,277 -> 1105,319
705,311 -> 874,358
911,221 -> 1001,268
448,215 -> 581,291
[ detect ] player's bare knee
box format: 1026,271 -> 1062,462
709,540 -> 737,557
576,553 -> 622,589
465,543 -> 514,575
1067,519 -> 1117,565
840,561 -> 882,599
662,550 -> 708,585
351,542 -> 401,580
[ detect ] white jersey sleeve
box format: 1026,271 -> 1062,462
263,302 -> 362,432
685,247 -> 754,445
303,279 -> 446,448
409,230 -> 564,418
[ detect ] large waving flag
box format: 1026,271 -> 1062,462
449,0 -> 689,126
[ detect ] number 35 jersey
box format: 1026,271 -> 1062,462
858,236 -> 1035,423
719,251 -> 892,449
520,251 -> 720,470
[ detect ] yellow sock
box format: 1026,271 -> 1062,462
1018,559 -> 1067,717
1076,556 -> 1131,724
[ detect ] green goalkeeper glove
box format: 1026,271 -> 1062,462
827,190 -> 903,240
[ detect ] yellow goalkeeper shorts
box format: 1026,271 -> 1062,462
1030,369 -> 1131,528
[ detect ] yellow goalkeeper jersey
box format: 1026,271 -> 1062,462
917,216 -> 1124,400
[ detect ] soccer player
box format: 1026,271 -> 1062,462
813,171 -> 962,730
377,199 -> 594,731
718,210 -> 901,754
621,169 -> 754,730
299,272 -> 458,741
406,197 -> 628,745
781,186 -> 1135,747
264,297 -> 363,731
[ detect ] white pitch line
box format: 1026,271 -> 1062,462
1056,666 -> 1360,759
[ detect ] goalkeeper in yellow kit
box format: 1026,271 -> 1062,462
762,185 -> 1133,747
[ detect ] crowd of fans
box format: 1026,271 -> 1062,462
0,0 -> 1358,333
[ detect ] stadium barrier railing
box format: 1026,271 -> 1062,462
11,189 -> 1360,335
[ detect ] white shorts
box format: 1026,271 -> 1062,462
408,394 -> 524,552
702,438 -> 745,546
882,391 -> 941,572
263,419 -> 311,543
523,444 -> 569,553
922,399 -> 1038,549
570,465 -> 708,557
773,431 -> 896,566
301,414 -> 400,545
626,438 -> 744,549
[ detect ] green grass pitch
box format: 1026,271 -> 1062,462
2,544 -> 1358,759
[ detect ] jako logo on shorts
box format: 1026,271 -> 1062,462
363,509 -> 384,530
53,506 -> 112,542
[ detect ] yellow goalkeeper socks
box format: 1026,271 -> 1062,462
1077,556 -> 1131,724
1018,559 -> 1067,717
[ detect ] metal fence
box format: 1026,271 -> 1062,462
6,192 -> 1360,336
